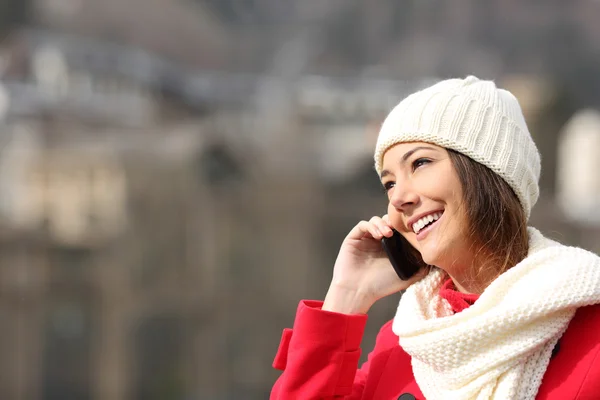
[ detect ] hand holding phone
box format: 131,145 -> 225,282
324,216 -> 425,314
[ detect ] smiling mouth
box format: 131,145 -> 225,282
412,211 -> 444,234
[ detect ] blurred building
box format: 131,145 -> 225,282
557,109 -> 600,226
0,19 -> 411,400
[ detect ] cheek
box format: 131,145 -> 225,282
386,201 -> 403,222
387,203 -> 400,225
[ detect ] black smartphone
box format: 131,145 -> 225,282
381,230 -> 421,281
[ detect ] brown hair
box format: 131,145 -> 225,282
397,149 -> 529,289
447,149 -> 529,286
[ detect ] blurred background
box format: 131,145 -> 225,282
0,0 -> 600,399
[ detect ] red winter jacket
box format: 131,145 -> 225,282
270,279 -> 600,399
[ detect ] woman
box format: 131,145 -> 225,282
270,76 -> 600,400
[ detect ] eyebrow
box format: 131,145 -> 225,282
380,146 -> 438,178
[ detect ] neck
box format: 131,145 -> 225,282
449,262 -> 504,294
444,248 -> 500,294
450,276 -> 484,294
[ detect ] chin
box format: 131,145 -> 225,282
418,247 -> 445,268
420,254 -> 439,267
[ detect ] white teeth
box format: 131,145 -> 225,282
412,212 -> 443,234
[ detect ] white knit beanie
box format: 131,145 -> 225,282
374,76 -> 541,219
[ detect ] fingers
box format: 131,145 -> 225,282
371,216 -> 394,237
351,216 -> 394,240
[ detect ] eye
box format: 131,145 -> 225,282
412,157 -> 431,171
382,181 -> 395,193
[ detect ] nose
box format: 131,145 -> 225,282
389,180 -> 419,211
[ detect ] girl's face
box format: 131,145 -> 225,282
381,142 -> 475,278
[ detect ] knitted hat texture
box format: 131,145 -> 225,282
374,76 -> 541,219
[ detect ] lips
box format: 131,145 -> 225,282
407,210 -> 444,233
414,212 -> 444,241
412,211 -> 443,234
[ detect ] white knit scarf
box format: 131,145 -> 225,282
392,227 -> 600,400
